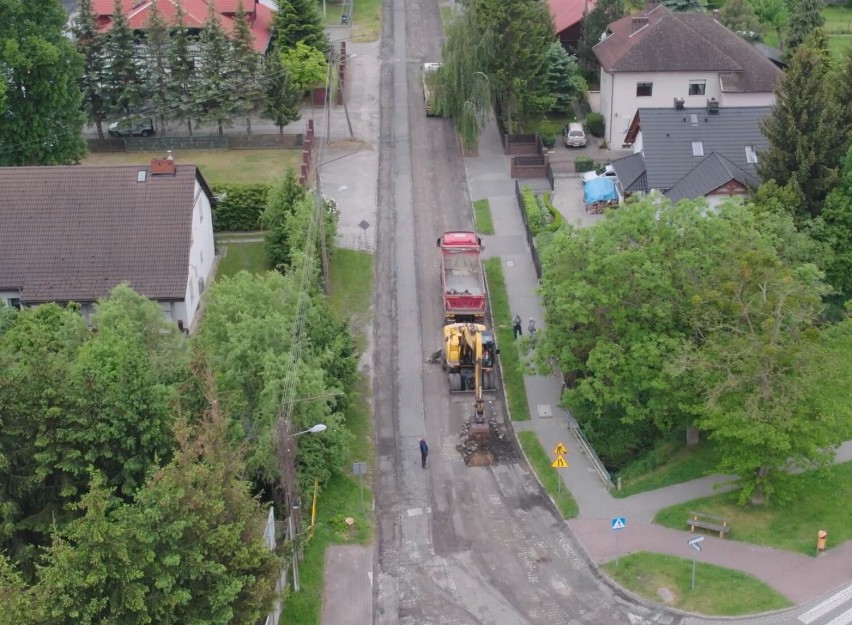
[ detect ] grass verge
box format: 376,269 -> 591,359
440,5 -> 453,26
215,240 -> 268,278
654,461 -> 852,555
517,432 -> 578,519
351,0 -> 381,42
82,149 -> 301,185
281,248 -> 375,624
612,440 -> 722,498
473,199 -> 495,235
602,552 -> 792,615
484,257 -> 530,421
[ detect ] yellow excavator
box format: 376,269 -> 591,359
441,323 -> 498,431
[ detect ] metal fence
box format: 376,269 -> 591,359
569,424 -> 613,489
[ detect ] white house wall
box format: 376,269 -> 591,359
603,71 -> 724,146
719,91 -> 775,107
180,179 -> 216,330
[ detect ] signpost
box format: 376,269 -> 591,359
688,535 -> 704,590
550,442 -> 568,493
611,516 -> 626,566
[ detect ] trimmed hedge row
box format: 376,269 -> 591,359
210,183 -> 272,232
521,186 -> 563,236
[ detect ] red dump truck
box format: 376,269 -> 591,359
436,231 -> 487,322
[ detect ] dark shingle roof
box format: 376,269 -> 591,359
665,152 -> 757,202
0,164 -> 208,303
637,106 -> 771,190
593,6 -> 781,94
611,153 -> 648,192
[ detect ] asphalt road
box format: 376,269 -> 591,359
369,0 -> 678,622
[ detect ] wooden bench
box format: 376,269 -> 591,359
686,511 -> 731,538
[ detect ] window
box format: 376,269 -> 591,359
691,141 -> 704,157
636,82 -> 653,97
745,145 -> 758,164
688,80 -> 706,96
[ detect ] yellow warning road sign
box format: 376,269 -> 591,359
551,455 -> 568,468
551,442 -> 567,456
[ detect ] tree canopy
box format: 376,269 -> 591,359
537,198 -> 847,500
785,0 -> 825,54
0,0 -> 86,165
578,0 -> 626,67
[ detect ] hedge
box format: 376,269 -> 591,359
521,187 -> 563,237
586,112 -> 605,138
210,183 -> 272,232
575,156 -> 595,173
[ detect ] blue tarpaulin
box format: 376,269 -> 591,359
583,177 -> 618,205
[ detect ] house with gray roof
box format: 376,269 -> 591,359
610,104 -> 771,206
592,5 -> 781,146
0,159 -> 216,331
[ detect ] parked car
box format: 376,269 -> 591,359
581,164 -> 616,183
108,118 -> 155,138
563,122 -> 587,148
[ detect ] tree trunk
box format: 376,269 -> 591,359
246,116 -> 252,135
96,120 -> 104,141
776,28 -> 784,52
217,120 -> 224,135
278,124 -> 284,135
158,116 -> 165,137
186,118 -> 193,137
750,466 -> 769,505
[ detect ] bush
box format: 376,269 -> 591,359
522,188 -> 564,236
586,112 -> 605,138
210,183 -> 272,232
575,156 -> 595,172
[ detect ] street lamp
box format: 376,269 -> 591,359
293,423 -> 327,436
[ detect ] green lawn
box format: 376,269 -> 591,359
82,149 -> 300,185
612,440 -> 722,498
758,6 -> 852,59
473,199 -> 495,235
281,247 -> 375,624
654,461 -> 852,555
215,240 -> 268,278
602,552 -> 792,615
484,257 -> 530,421
517,432 -> 578,519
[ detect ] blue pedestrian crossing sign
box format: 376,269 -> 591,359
611,517 -> 626,531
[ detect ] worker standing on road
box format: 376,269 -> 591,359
528,318 -> 536,336
512,314 -> 523,338
419,438 -> 429,468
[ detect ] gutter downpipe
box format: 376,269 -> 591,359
609,70 -> 615,146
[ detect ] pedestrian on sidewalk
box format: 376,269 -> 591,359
528,318 -> 536,336
419,438 -> 429,468
512,314 -> 523,339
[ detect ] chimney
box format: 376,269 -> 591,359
150,157 -> 176,175
631,17 -> 649,34
707,97 -> 719,114
674,97 -> 685,110
712,9 -> 720,21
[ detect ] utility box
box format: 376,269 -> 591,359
817,530 -> 828,554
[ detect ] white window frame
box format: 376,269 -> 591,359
692,141 -> 704,157
688,80 -> 706,96
745,145 -> 758,164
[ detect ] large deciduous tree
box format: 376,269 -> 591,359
758,32 -> 841,219
752,0 -> 788,51
719,0 -> 763,42
72,0 -> 109,139
0,0 -> 86,165
812,146 -> 852,299
279,41 -> 328,92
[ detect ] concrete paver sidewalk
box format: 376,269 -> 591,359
464,113 -> 852,608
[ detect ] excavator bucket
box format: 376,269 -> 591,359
468,421 -> 490,440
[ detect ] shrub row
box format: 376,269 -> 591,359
210,183 -> 272,232
521,186 -> 563,236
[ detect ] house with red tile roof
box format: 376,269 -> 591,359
548,0 -> 596,50
592,5 -> 780,146
0,159 -> 217,331
92,0 -> 274,54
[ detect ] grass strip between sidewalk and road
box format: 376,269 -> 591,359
280,249 -> 375,624
654,461 -> 852,556
602,552 -> 792,615
517,432 -> 578,519
473,199 -> 495,235
484,257 -> 530,421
